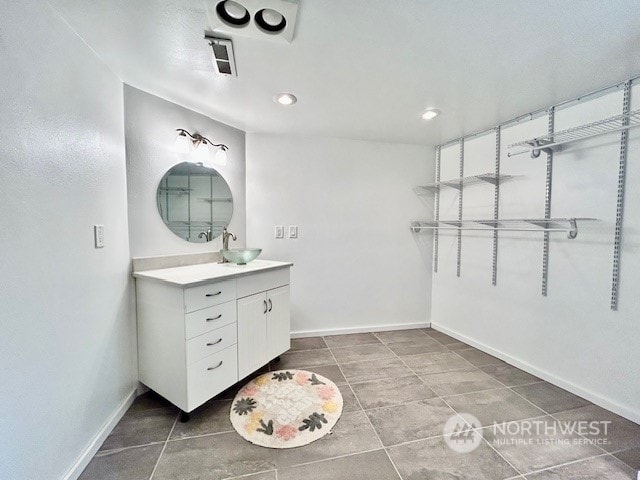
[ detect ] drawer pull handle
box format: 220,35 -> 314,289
205,291 -> 222,297
207,361 -> 224,371
268,299 -> 273,312
207,338 -> 223,346
206,314 -> 223,322
263,300 -> 268,314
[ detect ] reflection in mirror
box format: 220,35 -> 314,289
157,162 -> 233,242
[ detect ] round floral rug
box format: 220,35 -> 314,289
229,369 -> 343,448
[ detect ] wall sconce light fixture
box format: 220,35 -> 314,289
174,128 -> 229,166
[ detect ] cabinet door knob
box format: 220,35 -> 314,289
207,361 -> 223,371
263,300 -> 268,314
207,338 -> 223,346
206,314 -> 223,322
205,291 -> 222,297
268,299 -> 273,312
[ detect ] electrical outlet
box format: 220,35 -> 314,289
289,225 -> 298,239
94,225 -> 105,248
275,225 -> 284,239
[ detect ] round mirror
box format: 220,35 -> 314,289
157,162 -> 233,242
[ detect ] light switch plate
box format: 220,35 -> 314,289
94,225 -> 105,248
289,225 -> 298,239
275,225 -> 284,239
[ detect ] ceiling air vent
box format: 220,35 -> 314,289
206,36 -> 237,76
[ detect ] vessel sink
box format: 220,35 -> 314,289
221,248 -> 262,265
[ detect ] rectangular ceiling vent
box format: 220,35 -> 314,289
206,36 -> 237,77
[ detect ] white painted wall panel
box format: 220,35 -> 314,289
124,86 -> 246,257
0,2 -> 135,478
246,134 -> 432,335
431,86 -> 640,423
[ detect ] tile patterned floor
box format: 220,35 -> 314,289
80,328 -> 640,480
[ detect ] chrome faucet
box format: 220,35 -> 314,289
221,227 -> 237,262
198,228 -> 213,242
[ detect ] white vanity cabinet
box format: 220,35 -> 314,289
134,260 -> 292,416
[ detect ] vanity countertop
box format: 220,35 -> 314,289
132,259 -> 293,287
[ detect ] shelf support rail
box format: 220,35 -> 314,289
611,81 -> 631,311
433,146 -> 441,273
492,126 -> 501,286
542,107 -> 555,297
457,139 -> 464,277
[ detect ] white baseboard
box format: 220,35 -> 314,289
291,321 -> 430,338
63,388 -> 137,480
431,322 -> 640,425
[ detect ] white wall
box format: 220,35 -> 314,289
431,86 -> 640,423
124,85 -> 246,257
0,2 -> 135,479
246,134 -> 433,336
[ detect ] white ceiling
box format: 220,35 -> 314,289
50,0 -> 640,146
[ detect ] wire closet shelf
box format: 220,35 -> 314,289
508,109 -> 640,158
414,173 -> 515,194
410,218 -> 596,240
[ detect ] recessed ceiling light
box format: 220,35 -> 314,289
422,109 -> 441,120
255,8 -> 287,33
216,0 -> 250,27
274,93 -> 297,106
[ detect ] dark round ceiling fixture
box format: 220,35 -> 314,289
255,8 -> 287,33
216,1 -> 250,27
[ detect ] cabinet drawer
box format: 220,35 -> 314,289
237,268 -> 289,298
187,344 -> 238,411
185,300 -> 236,340
186,322 -> 237,365
184,278 -> 236,313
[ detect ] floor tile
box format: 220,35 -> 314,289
304,363 -> 347,385
512,382 -> 591,414
275,410 -> 382,468
274,348 -> 335,369
445,388 -> 546,427
323,332 -> 381,348
99,407 -> 176,451
79,444 -> 163,480
445,341 -> 472,351
614,447 -> 640,470
424,331 -> 460,345
170,399 -> 233,440
387,434 -> 518,480
553,405 -> 640,453
387,337 -> 448,356
525,454 -> 636,479
339,385 -> 362,413
420,367 -> 505,397
278,449 -> 400,480
339,357 -> 414,383
481,415 -> 602,473
154,432 -> 277,480
480,364 -> 541,387
366,397 -> 456,446
401,351 -> 473,374
351,375 -> 437,410
128,390 -> 176,413
456,348 -> 505,367
331,343 -> 395,363
227,472 -> 276,480
374,329 -> 428,344
289,336 -> 327,351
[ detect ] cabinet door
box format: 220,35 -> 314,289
237,292 -> 267,379
266,285 -> 291,360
